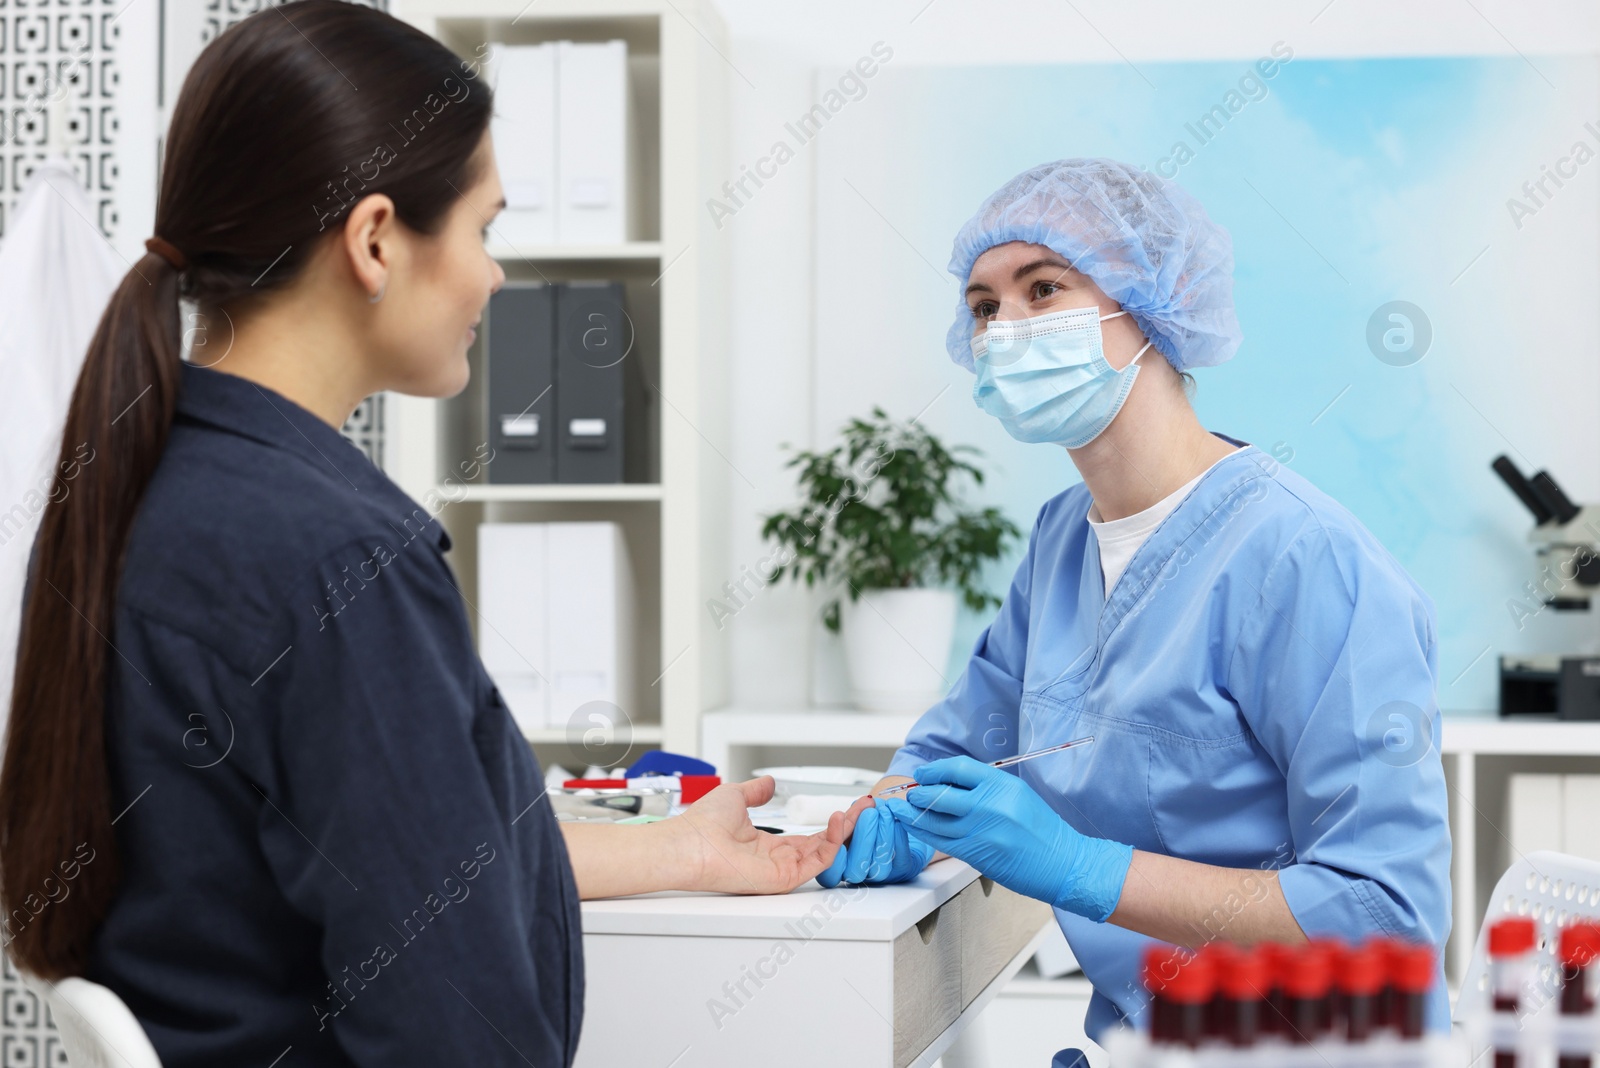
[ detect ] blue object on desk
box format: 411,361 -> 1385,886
624,750 -> 716,778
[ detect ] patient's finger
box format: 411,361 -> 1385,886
735,775 -> 777,808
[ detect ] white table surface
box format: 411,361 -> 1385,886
579,855 -> 982,940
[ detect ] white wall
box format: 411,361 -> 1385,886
710,0 -> 1600,710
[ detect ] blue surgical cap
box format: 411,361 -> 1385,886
946,158 -> 1242,373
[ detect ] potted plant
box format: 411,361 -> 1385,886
761,408 -> 1020,712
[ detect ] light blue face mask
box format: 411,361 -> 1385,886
970,305 -> 1154,448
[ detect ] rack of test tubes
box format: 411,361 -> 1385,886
1101,937 -> 1468,1065
1463,916 -> 1600,1067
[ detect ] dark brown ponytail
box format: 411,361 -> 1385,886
0,0 -> 492,978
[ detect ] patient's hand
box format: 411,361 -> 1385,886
668,776 -> 849,894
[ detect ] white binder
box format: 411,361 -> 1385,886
477,523 -> 551,734
556,40 -> 630,245
476,522 -> 634,733
490,43 -> 557,247
546,522 -> 635,731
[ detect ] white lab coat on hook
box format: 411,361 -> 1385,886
0,156 -> 123,739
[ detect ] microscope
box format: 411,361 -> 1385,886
1492,455 -> 1600,720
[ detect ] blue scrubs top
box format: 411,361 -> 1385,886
887,441 -> 1452,1041
77,363 -> 584,1066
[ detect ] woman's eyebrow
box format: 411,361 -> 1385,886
1012,258 -> 1072,281
966,258 -> 1074,296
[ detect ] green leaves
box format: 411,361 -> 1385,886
761,407 -> 1021,632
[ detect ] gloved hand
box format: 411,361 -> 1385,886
816,801 -> 934,887
879,756 -> 1133,921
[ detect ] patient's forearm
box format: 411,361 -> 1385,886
1108,850 -> 1307,949
560,821 -> 689,900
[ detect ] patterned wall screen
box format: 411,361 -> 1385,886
0,0 -> 384,1061
0,0 -> 122,245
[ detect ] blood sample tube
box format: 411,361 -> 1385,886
1258,941 -> 1291,1037
1489,917 -> 1536,1067
1558,923 -> 1600,1068
1199,942 -> 1238,1040
1282,942 -> 1333,1044
1143,945 -> 1178,1044
1311,937 -> 1347,1034
1146,947 -> 1215,1049
1369,937 -> 1398,1032
1218,945 -> 1271,1048
1389,942 -> 1435,1041
1340,940 -> 1386,1043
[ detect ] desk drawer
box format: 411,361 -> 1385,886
956,876 -> 1053,1007
892,894 -> 962,1068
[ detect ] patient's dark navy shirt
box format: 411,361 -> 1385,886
84,361 -> 583,1066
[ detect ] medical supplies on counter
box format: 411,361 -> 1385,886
1102,937 -> 1467,1065
546,751 -> 721,822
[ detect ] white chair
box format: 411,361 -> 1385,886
20,974 -> 163,1068
1453,848 -> 1600,1024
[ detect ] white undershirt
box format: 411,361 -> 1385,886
1087,452 -> 1236,595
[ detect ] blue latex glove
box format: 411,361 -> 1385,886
879,756 -> 1133,921
816,802 -> 934,887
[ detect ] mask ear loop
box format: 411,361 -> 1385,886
1098,309 -> 1154,365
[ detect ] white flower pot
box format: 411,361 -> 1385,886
840,588 -> 957,713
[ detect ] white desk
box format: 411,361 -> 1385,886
572,858 -> 1053,1068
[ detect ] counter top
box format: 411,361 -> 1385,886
579,856 -> 982,941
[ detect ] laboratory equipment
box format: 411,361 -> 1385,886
1492,455 -> 1600,719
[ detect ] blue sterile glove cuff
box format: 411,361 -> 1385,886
816,801 -> 935,888
879,755 -> 1134,922
1051,824 -> 1134,922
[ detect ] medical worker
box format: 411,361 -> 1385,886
820,159 -> 1452,1043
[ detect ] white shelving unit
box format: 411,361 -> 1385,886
385,0 -> 731,765
703,707 -> 1600,993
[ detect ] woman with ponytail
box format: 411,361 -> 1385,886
0,4 -> 845,1064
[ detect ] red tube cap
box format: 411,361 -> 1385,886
1257,942 -> 1292,990
1560,923 -> 1600,969
1490,917 -> 1537,958
1281,942 -> 1334,999
1220,946 -> 1272,1000
1143,946 -> 1216,1004
1389,943 -> 1436,994
1340,941 -> 1387,996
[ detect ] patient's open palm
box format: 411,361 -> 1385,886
674,777 -> 847,894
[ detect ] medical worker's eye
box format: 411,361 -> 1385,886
970,299 -> 998,320
1032,280 -> 1061,301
